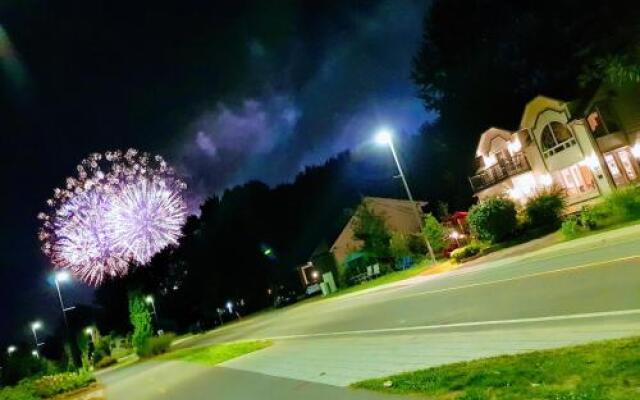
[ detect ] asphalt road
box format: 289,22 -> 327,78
99,225 -> 640,399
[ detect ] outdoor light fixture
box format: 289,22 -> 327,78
32,350 -> 39,358
145,295 -> 154,304
372,126 -> 437,264
55,271 -> 70,283
540,174 -> 553,187
632,142 -> 640,158
311,270 -> 319,279
482,154 -> 497,168
507,138 -> 522,154
7,345 -> 17,355
374,128 -> 393,145
584,154 -> 600,171
226,301 -> 233,312
31,321 -> 42,331
85,327 -> 93,336
53,271 -> 74,328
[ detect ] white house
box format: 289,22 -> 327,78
470,84 -> 640,207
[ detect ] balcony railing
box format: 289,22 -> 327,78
469,152 -> 530,193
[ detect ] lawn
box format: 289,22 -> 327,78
353,336 -> 640,400
159,340 -> 272,365
326,259 -> 456,298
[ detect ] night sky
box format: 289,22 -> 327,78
0,1 -> 433,343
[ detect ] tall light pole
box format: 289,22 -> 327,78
31,321 -> 43,357
375,128 -> 437,264
145,295 -> 158,324
54,271 -> 75,328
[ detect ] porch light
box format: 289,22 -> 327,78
540,174 -> 553,186
584,154 -> 600,170
632,143 -> 640,158
482,154 -> 497,167
507,139 -> 522,154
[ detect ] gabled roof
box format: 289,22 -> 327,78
329,197 -> 425,265
519,95 -> 568,130
475,127 -> 513,156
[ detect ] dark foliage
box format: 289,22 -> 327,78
468,198 -> 517,243
525,188 -> 566,230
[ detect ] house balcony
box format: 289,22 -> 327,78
469,152 -> 531,193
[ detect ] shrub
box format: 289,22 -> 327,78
1,353 -> 59,386
579,206 -> 598,229
390,232 -> 411,261
137,333 -> 175,358
467,198 -> 517,243
423,213 -> 445,253
0,386 -> 38,400
603,186 -> 640,220
129,292 -> 153,353
92,335 -> 112,366
561,216 -> 582,239
525,188 -> 566,229
95,356 -> 117,369
351,204 -> 392,260
26,371 -> 95,398
450,243 -> 481,263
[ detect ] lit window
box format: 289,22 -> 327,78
540,122 -> 576,157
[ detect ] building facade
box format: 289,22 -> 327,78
469,84 -> 640,207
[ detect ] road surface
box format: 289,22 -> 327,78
99,225 -> 640,399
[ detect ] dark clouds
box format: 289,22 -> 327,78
0,0 -> 432,341
176,0 -> 434,199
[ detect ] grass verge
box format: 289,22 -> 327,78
353,336 -> 640,400
159,340 -> 272,365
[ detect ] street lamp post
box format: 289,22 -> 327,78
31,321 -> 43,357
375,128 -> 437,263
145,295 -> 158,324
7,345 -> 17,355
54,271 -> 75,328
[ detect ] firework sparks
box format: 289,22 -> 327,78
39,149 -> 187,286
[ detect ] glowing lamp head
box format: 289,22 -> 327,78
31,321 -> 42,331
144,295 -> 154,304
85,327 -> 93,336
311,270 -> 319,279
55,271 -> 71,283
31,350 -> 38,357
632,142 -> 640,158
374,128 -> 393,145
449,231 -> 460,240
7,345 -> 17,355
226,301 -> 233,311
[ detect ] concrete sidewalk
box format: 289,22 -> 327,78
100,360 -> 408,400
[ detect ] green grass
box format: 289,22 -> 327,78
562,217 -> 640,242
353,336 -> 640,399
159,340 -> 272,365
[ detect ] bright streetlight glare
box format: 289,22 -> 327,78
7,345 -> 17,354
55,270 -> 71,282
145,295 -> 154,304
31,321 -> 42,331
374,128 -> 393,145
85,327 -> 93,335
31,350 -> 38,357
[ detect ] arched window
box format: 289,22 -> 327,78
540,122 -> 573,151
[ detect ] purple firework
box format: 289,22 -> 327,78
38,149 -> 187,286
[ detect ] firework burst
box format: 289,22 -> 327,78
39,149 -> 187,286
